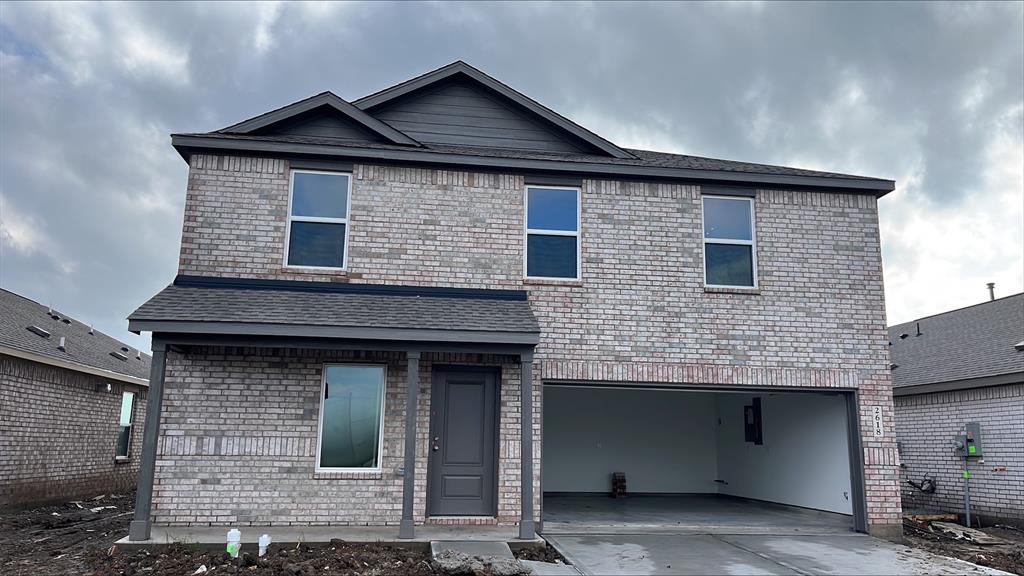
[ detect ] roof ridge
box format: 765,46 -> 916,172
888,292 -> 1024,329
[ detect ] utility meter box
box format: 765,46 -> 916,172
954,422 -> 983,458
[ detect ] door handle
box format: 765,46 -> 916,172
432,436 -> 440,452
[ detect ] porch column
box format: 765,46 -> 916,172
519,351 -> 535,539
399,350 -> 421,539
128,339 -> 167,541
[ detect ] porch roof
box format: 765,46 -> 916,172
129,276 -> 540,346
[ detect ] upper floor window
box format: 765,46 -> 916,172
115,391 -> 135,459
285,170 -> 351,269
317,364 -> 387,472
525,186 -> 580,280
702,196 -> 757,288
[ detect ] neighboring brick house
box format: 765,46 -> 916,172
892,292 -> 1024,522
0,288 -> 150,507
127,61 -> 902,542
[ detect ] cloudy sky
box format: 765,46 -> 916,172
1,1 -> 1022,352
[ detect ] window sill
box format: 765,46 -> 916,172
114,456 -> 131,464
523,278 -> 583,288
282,266 -> 350,276
704,286 -> 761,295
313,470 -> 383,480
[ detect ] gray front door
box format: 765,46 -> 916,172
428,367 -> 498,516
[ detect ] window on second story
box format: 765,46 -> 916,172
285,170 -> 351,269
525,186 -> 580,280
702,196 -> 757,288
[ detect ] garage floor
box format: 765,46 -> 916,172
542,494 -> 853,535
543,533 -> 1013,576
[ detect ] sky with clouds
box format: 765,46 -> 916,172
1,1 -> 1022,353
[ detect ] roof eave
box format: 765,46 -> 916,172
0,344 -> 149,386
128,319 -> 540,346
892,370 -> 1024,396
170,134 -> 896,195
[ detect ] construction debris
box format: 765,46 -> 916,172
931,522 -> 1009,546
903,514 -> 1024,575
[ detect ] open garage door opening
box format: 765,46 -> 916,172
541,384 -> 865,534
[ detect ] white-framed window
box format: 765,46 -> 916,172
524,186 -> 581,280
702,195 -> 757,288
284,169 -> 352,270
315,364 -> 387,472
115,391 -> 135,458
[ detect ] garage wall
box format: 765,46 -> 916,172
716,392 -> 853,514
543,386 -> 718,493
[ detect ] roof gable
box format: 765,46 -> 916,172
354,61 -> 634,159
217,92 -> 421,147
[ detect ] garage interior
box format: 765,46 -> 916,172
541,384 -> 860,534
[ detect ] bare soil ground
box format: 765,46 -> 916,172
0,493 -> 135,576
904,518 -> 1024,576
1,493 -> 562,575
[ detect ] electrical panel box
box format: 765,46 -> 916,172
954,422 -> 983,458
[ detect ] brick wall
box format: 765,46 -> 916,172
895,383 -> 1024,521
167,154 -> 900,533
0,355 -> 147,507
152,348 -> 540,527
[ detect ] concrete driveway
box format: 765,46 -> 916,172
545,533 -> 1014,576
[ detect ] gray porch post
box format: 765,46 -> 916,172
519,351 -> 535,539
399,350 -> 421,539
128,339 -> 167,541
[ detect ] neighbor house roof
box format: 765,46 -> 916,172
170,60 -> 895,195
0,288 -> 151,384
129,276 -> 540,346
888,293 -> 1024,395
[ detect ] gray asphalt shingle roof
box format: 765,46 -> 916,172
129,284 -> 540,335
888,293 -> 1024,389
0,288 -> 151,380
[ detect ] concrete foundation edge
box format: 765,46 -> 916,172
868,523 -> 904,543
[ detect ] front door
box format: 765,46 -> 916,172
428,367 -> 498,516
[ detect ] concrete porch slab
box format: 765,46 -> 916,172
431,540 -> 514,559
115,525 -> 543,552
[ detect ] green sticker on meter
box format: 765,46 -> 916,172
962,470 -> 970,478
968,445 -> 977,454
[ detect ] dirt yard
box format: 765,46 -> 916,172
0,493 -> 560,575
903,518 -> 1024,575
0,493 -> 136,575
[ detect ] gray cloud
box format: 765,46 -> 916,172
1,1 -> 1022,351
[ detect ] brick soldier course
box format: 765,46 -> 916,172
129,61 -> 902,541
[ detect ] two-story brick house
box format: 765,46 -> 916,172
126,61 -> 902,543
